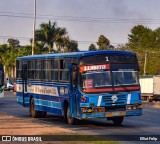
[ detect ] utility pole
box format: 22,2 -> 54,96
32,0 -> 36,55
143,50 -> 147,75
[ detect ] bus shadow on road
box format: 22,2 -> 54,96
37,114 -> 137,130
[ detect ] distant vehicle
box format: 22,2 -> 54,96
4,77 -> 15,91
153,76 -> 160,102
0,61 -> 4,98
139,75 -> 160,102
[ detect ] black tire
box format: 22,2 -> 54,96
29,98 -> 41,118
39,111 -> 47,118
112,116 -> 124,126
147,97 -> 153,102
66,106 -> 76,125
63,103 -> 68,122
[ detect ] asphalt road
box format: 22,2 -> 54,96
0,91 -> 160,144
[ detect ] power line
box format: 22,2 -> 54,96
1,10 -> 160,21
0,35 -> 123,45
1,11 -> 160,24
0,36 -> 30,40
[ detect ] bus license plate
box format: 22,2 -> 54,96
106,111 -> 126,117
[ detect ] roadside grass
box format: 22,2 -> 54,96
41,132 -> 119,144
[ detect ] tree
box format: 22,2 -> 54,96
97,35 -> 110,50
35,21 -> 67,53
67,40 -> 78,52
7,38 -> 20,49
127,25 -> 158,75
56,36 -> 78,52
0,43 -> 18,77
128,25 -> 155,52
116,44 -> 131,51
0,44 -> 9,54
88,44 -> 97,51
154,28 -> 160,50
18,45 -> 32,56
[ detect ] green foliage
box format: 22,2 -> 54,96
18,45 -> 32,56
127,25 -> 160,75
56,36 -> 79,52
0,42 -> 18,77
88,44 -> 97,51
7,38 -> 20,49
35,21 -> 67,53
128,25 -> 155,52
66,40 -> 78,52
97,35 -> 110,50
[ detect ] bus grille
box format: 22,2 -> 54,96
102,95 -> 126,105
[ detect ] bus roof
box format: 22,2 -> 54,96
17,50 -> 136,60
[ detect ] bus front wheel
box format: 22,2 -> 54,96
107,116 -> 124,126
111,116 -> 124,126
67,106 -> 76,125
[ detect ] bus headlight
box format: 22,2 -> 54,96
126,105 -> 138,111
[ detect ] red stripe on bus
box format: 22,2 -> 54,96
84,86 -> 140,93
84,88 -> 113,93
114,86 -> 140,91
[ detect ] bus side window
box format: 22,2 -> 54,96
42,60 -> 50,81
16,60 -> 22,79
60,59 -> 69,82
21,64 -> 27,80
27,61 -> 35,79
35,60 -> 42,80
51,60 -> 58,81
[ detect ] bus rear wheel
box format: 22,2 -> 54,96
30,98 -> 47,118
66,106 -> 76,125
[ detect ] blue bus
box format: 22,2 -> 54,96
16,50 -> 142,125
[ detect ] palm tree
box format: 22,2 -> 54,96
35,21 -> 67,53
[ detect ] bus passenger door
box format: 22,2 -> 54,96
21,64 -> 27,106
69,64 -> 78,117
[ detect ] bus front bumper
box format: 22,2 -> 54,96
81,109 -> 142,119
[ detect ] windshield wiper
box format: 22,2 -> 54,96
115,78 -> 130,92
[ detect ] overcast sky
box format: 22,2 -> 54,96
0,0 -> 160,50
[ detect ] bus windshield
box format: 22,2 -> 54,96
81,71 -> 139,90
81,71 -> 112,89
112,71 -> 139,86
79,54 -> 139,93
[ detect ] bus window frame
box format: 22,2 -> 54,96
59,58 -> 70,83
35,60 -> 42,81
41,59 -> 51,81
50,59 -> 59,82
16,60 -> 22,79
27,60 -> 35,80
